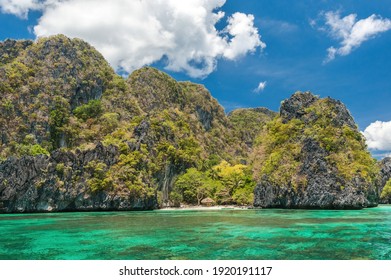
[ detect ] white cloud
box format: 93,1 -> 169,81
325,46 -> 337,62
254,81 -> 267,93
0,0 -> 265,78
0,0 -> 40,18
223,13 -> 266,60
323,11 -> 391,62
362,120 -> 391,151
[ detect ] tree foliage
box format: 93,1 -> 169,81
74,100 -> 103,121
252,95 -> 378,189
381,179 -> 391,201
0,37 -> 382,210
172,162 -> 255,206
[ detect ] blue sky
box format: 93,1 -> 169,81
1,0 -> 391,157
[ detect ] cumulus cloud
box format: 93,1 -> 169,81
0,0 -> 265,78
323,11 -> 391,62
362,120 -> 391,151
0,0 -> 40,18
254,81 -> 267,93
223,13 -> 266,60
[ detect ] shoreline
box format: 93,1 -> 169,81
157,205 -> 254,211
1,204 -> 391,215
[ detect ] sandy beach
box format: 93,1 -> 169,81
157,205 -> 253,211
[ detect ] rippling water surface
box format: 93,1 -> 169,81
1,206 -> 390,260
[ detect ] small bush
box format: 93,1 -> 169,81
74,100 -> 103,121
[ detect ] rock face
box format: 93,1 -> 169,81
280,91 -> 318,122
0,39 -> 33,65
128,67 -> 185,112
229,107 -> 277,149
254,139 -> 376,209
253,92 -> 378,209
0,36 -> 382,213
0,36 -> 241,212
280,92 -> 356,129
0,35 -> 122,152
0,143 -> 157,213
379,157 -> 391,203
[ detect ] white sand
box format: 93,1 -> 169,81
157,205 -> 250,211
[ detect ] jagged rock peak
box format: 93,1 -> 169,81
0,39 -> 33,65
127,66 -> 185,112
19,35 -> 113,108
229,107 -> 276,118
280,91 -> 356,129
252,91 -> 378,209
28,35 -> 105,61
280,91 -> 319,121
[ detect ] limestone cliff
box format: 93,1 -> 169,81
0,143 -> 157,213
0,36 -> 383,212
0,36 -> 242,212
379,157 -> 391,204
252,92 -> 379,209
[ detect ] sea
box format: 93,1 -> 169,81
1,205 -> 390,260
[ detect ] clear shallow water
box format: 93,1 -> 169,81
1,206 -> 391,260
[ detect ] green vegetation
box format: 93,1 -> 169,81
171,161 -> 255,206
253,95 -> 378,189
381,179 -> 391,201
16,144 -> 49,157
74,100 -> 103,121
0,35 -> 128,157
229,108 -> 276,149
172,168 -> 218,205
49,97 -> 71,149
85,160 -> 112,192
253,117 -> 304,187
0,37 -> 382,209
0,39 -> 32,66
128,67 -> 184,111
11,134 -> 50,157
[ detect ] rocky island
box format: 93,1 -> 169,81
0,35 -> 390,213
253,92 -> 379,209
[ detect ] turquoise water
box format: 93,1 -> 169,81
1,206 -> 391,260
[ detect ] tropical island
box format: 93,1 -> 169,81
1,35 -> 391,213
